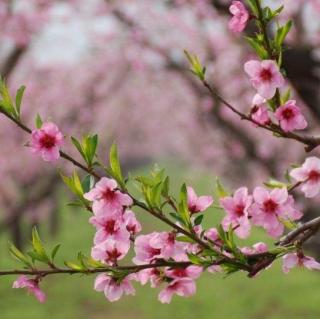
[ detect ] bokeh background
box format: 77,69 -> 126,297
0,0 -> 320,318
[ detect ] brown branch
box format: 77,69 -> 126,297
0,261 -> 193,277
202,80 -> 320,152
277,216 -> 320,246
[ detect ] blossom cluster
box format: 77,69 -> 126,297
15,115 -> 320,304
84,182 -> 214,303
221,186 -> 301,238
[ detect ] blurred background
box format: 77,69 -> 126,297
0,0 -> 320,318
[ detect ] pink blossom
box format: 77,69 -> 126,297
220,187 -> 253,238
187,186 -> 213,214
282,253 -> 320,273
123,210 -> 142,235
84,177 -> 133,214
30,122 -> 63,162
94,273 -> 135,302
244,60 -> 285,99
165,265 -> 202,280
241,242 -> 268,255
275,100 -> 307,132
133,232 -> 178,264
228,1 -> 249,33
158,278 -> 196,304
89,213 -> 130,245
204,227 -> 219,242
91,238 -> 130,265
290,157 -> 320,198
12,275 -> 46,303
138,268 -> 162,288
251,187 -> 301,237
250,94 -> 270,125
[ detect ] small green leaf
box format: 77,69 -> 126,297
245,36 -> 268,59
81,175 -> 95,194
0,78 -> 17,117
215,178 -> 229,198
32,227 -> 50,263
35,113 -> 43,129
15,85 -> 25,117
184,50 -> 206,81
85,134 -> 98,166
161,176 -> 170,197
71,137 -> 86,161
177,183 -> 191,228
109,143 -> 125,189
9,242 -> 33,268
77,252 -> 89,270
245,0 -> 259,16
51,244 -> 61,261
275,20 -> 293,49
176,236 -> 195,243
281,89 -> 291,104
194,214 -> 204,226
64,261 -> 84,271
264,179 -> 287,189
187,253 -> 204,265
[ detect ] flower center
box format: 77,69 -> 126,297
189,204 -> 198,214
235,204 -> 245,216
107,249 -> 122,262
168,232 -> 175,244
102,189 -> 116,202
263,199 -> 278,214
126,223 -> 136,233
104,220 -> 116,235
308,170 -> 320,182
172,268 -> 187,277
149,247 -> 161,257
281,108 -> 294,120
259,68 -> 272,82
39,134 -> 56,149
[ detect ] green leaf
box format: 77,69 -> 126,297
281,89 -> 291,104
35,113 -> 43,129
245,0 -> 259,16
77,252 -> 89,270
9,242 -> 33,268
15,85 -> 25,117
264,179 -> 287,189
64,261 -> 84,271
161,176 -> 170,198
81,175 -> 95,194
176,236 -> 195,243
184,50 -> 206,81
279,217 -> 297,230
60,170 -> 84,198
194,214 -> 204,226
215,178 -> 229,198
31,227 -> 50,263
109,143 -> 125,189
245,36 -> 268,59
0,78 -> 17,117
275,20 -> 293,49
177,183 -> 191,228
187,253 -> 204,265
85,134 -> 98,166
71,137 -> 86,161
51,244 -> 61,261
